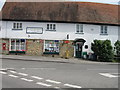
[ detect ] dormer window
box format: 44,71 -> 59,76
46,24 -> 56,31
76,24 -> 84,34
100,25 -> 108,35
13,23 -> 23,30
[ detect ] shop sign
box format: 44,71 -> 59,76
26,27 -> 43,34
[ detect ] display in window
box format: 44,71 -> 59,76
44,40 -> 59,53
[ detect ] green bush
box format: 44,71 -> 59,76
91,40 -> 114,62
114,40 -> 120,56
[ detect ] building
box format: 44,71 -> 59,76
0,2 -> 119,58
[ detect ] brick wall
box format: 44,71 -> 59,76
26,39 -> 43,56
59,40 -> 74,58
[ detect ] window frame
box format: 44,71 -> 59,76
46,24 -> 56,31
100,25 -> 108,35
12,22 -> 23,30
75,24 -> 84,34
9,39 -> 26,51
43,40 -> 59,54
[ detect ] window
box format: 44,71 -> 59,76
100,26 -> 108,35
47,24 -> 49,30
85,45 -> 88,49
76,24 -> 83,34
44,40 -> 59,54
46,24 -> 56,31
10,39 -> 26,51
13,23 -> 22,30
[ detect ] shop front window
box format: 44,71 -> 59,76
10,39 -> 26,51
44,40 -> 59,54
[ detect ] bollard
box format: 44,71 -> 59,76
65,50 -> 69,59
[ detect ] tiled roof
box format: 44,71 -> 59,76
1,2 -> 119,25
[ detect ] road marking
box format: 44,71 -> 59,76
21,78 -> 33,82
0,69 -> 8,71
54,87 -> 60,89
64,84 -> 82,88
8,74 -> 18,78
31,76 -> 43,80
21,68 -> 25,70
88,69 -> 118,71
0,71 -> 7,74
99,73 -> 118,78
36,82 -> 52,87
46,79 -> 61,84
9,71 -> 17,74
18,73 -> 28,76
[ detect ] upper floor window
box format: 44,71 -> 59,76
100,26 -> 108,35
76,24 -> 83,34
13,23 -> 23,30
46,24 -> 56,31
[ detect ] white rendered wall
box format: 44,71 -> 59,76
1,21 -> 119,53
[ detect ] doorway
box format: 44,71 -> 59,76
74,39 -> 86,58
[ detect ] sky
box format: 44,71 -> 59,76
0,0 -> 120,11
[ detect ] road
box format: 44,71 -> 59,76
1,58 -> 119,89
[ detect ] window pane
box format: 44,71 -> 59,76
104,26 -> 107,34
101,26 -> 103,33
50,24 -> 52,29
76,24 -> 79,33
20,23 -> 22,29
53,24 -> 56,30
13,23 -> 16,29
80,25 -> 83,32
44,40 -> 59,53
17,23 -> 19,29
47,24 -> 49,29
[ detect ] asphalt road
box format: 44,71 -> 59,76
1,59 -> 119,89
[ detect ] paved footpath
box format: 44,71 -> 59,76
0,55 -> 119,65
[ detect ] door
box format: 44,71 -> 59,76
75,42 -> 83,58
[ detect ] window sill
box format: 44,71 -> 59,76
12,29 -> 23,30
46,29 -> 56,31
100,34 -> 108,35
9,51 -> 26,54
75,33 -> 84,34
43,52 -> 59,54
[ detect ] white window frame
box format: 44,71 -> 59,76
76,24 -> 83,34
46,24 -> 56,31
12,23 -> 23,30
9,39 -> 26,51
44,40 -> 59,53
100,25 -> 108,35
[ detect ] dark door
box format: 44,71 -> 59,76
75,42 -> 83,58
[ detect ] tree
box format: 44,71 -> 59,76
91,40 -> 114,62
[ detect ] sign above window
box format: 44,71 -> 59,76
26,27 -> 43,34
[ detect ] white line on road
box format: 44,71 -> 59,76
18,73 -> 28,76
88,69 -> 118,71
54,87 -> 60,89
64,84 -> 82,88
31,76 -> 43,80
9,71 -> 17,74
46,79 -> 61,84
21,78 -> 33,82
36,82 -> 52,87
99,73 -> 118,78
8,74 -> 18,78
0,71 -> 7,74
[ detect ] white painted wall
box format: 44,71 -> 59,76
1,21 -> 119,53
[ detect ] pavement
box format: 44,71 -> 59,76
0,54 -> 119,65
